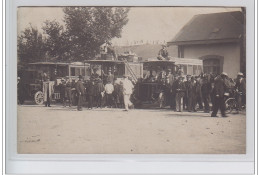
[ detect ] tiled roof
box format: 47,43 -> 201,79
168,11 -> 244,45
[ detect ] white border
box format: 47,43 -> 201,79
5,0 -> 255,174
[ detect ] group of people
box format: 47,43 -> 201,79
60,73 -> 135,111
40,68 -> 246,117
159,70 -> 246,117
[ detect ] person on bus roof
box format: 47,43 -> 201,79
157,44 -> 169,60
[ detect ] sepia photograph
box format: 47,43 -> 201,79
17,6 -> 246,154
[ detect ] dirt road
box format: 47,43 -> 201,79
17,105 -> 246,154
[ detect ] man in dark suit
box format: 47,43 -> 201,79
75,75 -> 86,111
211,72 -> 228,117
235,72 -> 246,111
87,79 -> 95,109
95,78 -> 105,108
185,75 -> 196,112
171,75 -> 178,111
201,74 -> 211,113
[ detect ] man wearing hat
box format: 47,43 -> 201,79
87,78 -> 95,109
195,75 -> 203,110
201,74 -> 211,113
211,72 -> 228,117
157,44 -> 169,60
175,76 -> 186,112
95,78 -> 105,108
59,78 -> 67,107
235,72 -> 246,111
171,74 -> 179,110
75,75 -> 86,111
43,76 -> 54,107
184,75 -> 196,112
104,79 -> 114,108
65,78 -> 72,107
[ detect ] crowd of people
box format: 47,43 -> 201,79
154,70 -> 246,117
50,69 -> 135,112
18,65 -> 246,117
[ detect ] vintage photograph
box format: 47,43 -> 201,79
17,7 -> 246,154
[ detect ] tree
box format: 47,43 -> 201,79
18,25 -> 46,66
60,7 -> 129,60
42,20 -> 71,61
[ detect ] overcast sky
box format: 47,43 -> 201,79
18,7 -> 241,46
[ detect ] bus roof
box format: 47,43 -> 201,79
84,60 -> 125,64
145,57 -> 203,65
142,60 -> 176,64
28,62 -> 88,66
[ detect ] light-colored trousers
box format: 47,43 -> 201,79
176,93 -> 183,112
124,94 -> 132,110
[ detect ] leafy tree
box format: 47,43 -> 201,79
18,25 -> 47,66
59,7 -> 129,60
42,20 -> 71,61
18,7 -> 130,64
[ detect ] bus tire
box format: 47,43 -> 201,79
34,91 -> 44,105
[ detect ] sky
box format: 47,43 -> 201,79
17,7 -> 241,46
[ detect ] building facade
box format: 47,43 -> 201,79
168,11 -> 245,78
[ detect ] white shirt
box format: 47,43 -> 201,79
123,79 -> 134,95
105,83 -> 114,94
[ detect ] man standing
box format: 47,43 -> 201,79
235,72 -> 246,111
171,75 -> 178,111
175,76 -> 186,112
87,79 -> 95,109
43,76 -> 54,107
157,44 -> 169,60
59,79 -> 66,107
195,76 -> 203,110
122,75 -> 134,111
201,74 -> 211,113
185,75 -> 196,112
106,68 -> 114,84
104,80 -> 114,108
95,78 -> 105,108
75,75 -> 86,111
65,78 -> 72,107
211,72 -> 228,117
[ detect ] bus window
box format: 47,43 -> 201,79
198,65 -> 203,74
71,67 -> 75,76
75,68 -> 80,76
187,65 -> 193,75
81,68 -> 85,76
182,65 -> 187,74
193,65 -> 197,75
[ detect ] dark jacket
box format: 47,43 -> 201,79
158,49 -> 168,58
59,83 -> 66,95
95,81 -> 105,95
235,78 -> 246,94
213,76 -> 227,97
171,80 -> 178,95
201,79 -> 211,96
185,80 -> 195,97
75,80 -> 86,95
88,82 -> 95,96
176,80 -> 186,96
195,80 -> 202,98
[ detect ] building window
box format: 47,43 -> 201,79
203,58 -> 220,74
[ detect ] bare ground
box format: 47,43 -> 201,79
17,105 -> 246,154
